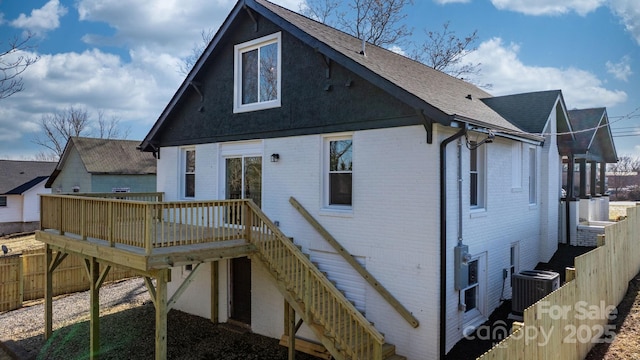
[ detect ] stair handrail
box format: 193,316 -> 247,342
289,197 -> 420,328
244,200 -> 384,358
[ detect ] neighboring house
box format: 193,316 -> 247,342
0,160 -> 56,235
133,1 -> 619,359
46,137 -> 157,194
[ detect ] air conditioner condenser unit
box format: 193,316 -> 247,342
512,270 -> 560,314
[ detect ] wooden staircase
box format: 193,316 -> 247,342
243,201 -> 405,360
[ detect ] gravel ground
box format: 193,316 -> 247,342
0,278 -> 320,360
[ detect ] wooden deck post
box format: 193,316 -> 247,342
286,301 -> 296,360
155,269 -> 169,360
89,257 -> 100,359
44,244 -> 53,340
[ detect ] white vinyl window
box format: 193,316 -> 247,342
512,142 -> 522,189
529,147 -> 537,204
182,148 -> 196,198
233,32 -> 281,113
324,136 -> 353,209
470,141 -> 486,210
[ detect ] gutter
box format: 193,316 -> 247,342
439,125 -> 467,359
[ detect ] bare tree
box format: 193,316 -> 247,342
1,32 -> 40,100
607,155 -> 640,200
302,0 -> 413,48
32,106 -> 129,159
300,0 -> 340,24
97,110 -> 131,139
411,21 -> 481,79
179,29 -> 215,76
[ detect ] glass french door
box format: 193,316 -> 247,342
225,156 -> 262,224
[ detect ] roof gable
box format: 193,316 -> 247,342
141,0 -> 541,151
0,160 -> 56,194
46,137 -> 157,187
567,108 -> 617,163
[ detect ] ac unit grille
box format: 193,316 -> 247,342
512,270 -> 560,314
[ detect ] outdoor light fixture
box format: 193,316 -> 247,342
271,153 -> 280,162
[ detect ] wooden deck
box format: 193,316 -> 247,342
37,194 -> 259,273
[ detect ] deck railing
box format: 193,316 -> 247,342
40,194 -> 245,254
244,201 -> 385,359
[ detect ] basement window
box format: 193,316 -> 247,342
233,32 -> 281,113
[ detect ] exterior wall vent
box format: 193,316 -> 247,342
512,270 -> 560,314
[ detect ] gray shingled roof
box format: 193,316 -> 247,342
56,137 -> 156,175
0,160 -> 56,194
480,90 -> 563,134
254,0 -> 528,134
566,108 -> 617,163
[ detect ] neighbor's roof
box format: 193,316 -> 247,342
46,137 -> 156,188
141,0 -> 542,151
0,160 -> 56,194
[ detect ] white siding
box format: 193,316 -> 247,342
159,123 -> 561,360
23,179 -> 50,222
0,195 -> 22,222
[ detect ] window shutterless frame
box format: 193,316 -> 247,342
233,32 -> 282,113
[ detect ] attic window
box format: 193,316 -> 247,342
233,32 -> 281,113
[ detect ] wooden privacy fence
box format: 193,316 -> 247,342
0,248 -> 136,313
478,205 -> 640,360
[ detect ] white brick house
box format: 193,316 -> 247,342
138,1 -> 603,358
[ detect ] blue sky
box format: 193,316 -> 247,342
0,0 -> 638,160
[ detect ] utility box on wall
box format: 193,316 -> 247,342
454,244 -> 470,290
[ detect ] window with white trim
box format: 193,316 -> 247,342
0,196 -> 6,207
512,142 -> 522,189
529,147 -> 537,204
470,141 -> 486,209
182,148 -> 196,198
233,32 -> 281,113
324,136 -> 353,208
462,259 -> 479,313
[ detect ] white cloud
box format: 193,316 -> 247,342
463,38 -> 628,109
609,0 -> 640,45
0,47 -> 184,151
76,0 -> 303,56
388,45 -> 407,56
10,0 -> 68,34
606,55 -> 633,82
490,0 -> 604,16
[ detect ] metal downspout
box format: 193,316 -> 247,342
439,126 -> 467,359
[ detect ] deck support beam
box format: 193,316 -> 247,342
155,269 -> 169,360
44,244 -> 53,340
167,263 -> 202,311
285,301 -> 296,360
88,257 -> 100,359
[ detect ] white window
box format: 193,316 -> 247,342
470,141 -> 486,210
0,196 -> 6,207
461,253 -> 486,331
233,32 -> 281,113
182,148 -> 196,198
324,136 -> 353,209
512,142 -> 522,189
529,147 -> 537,204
